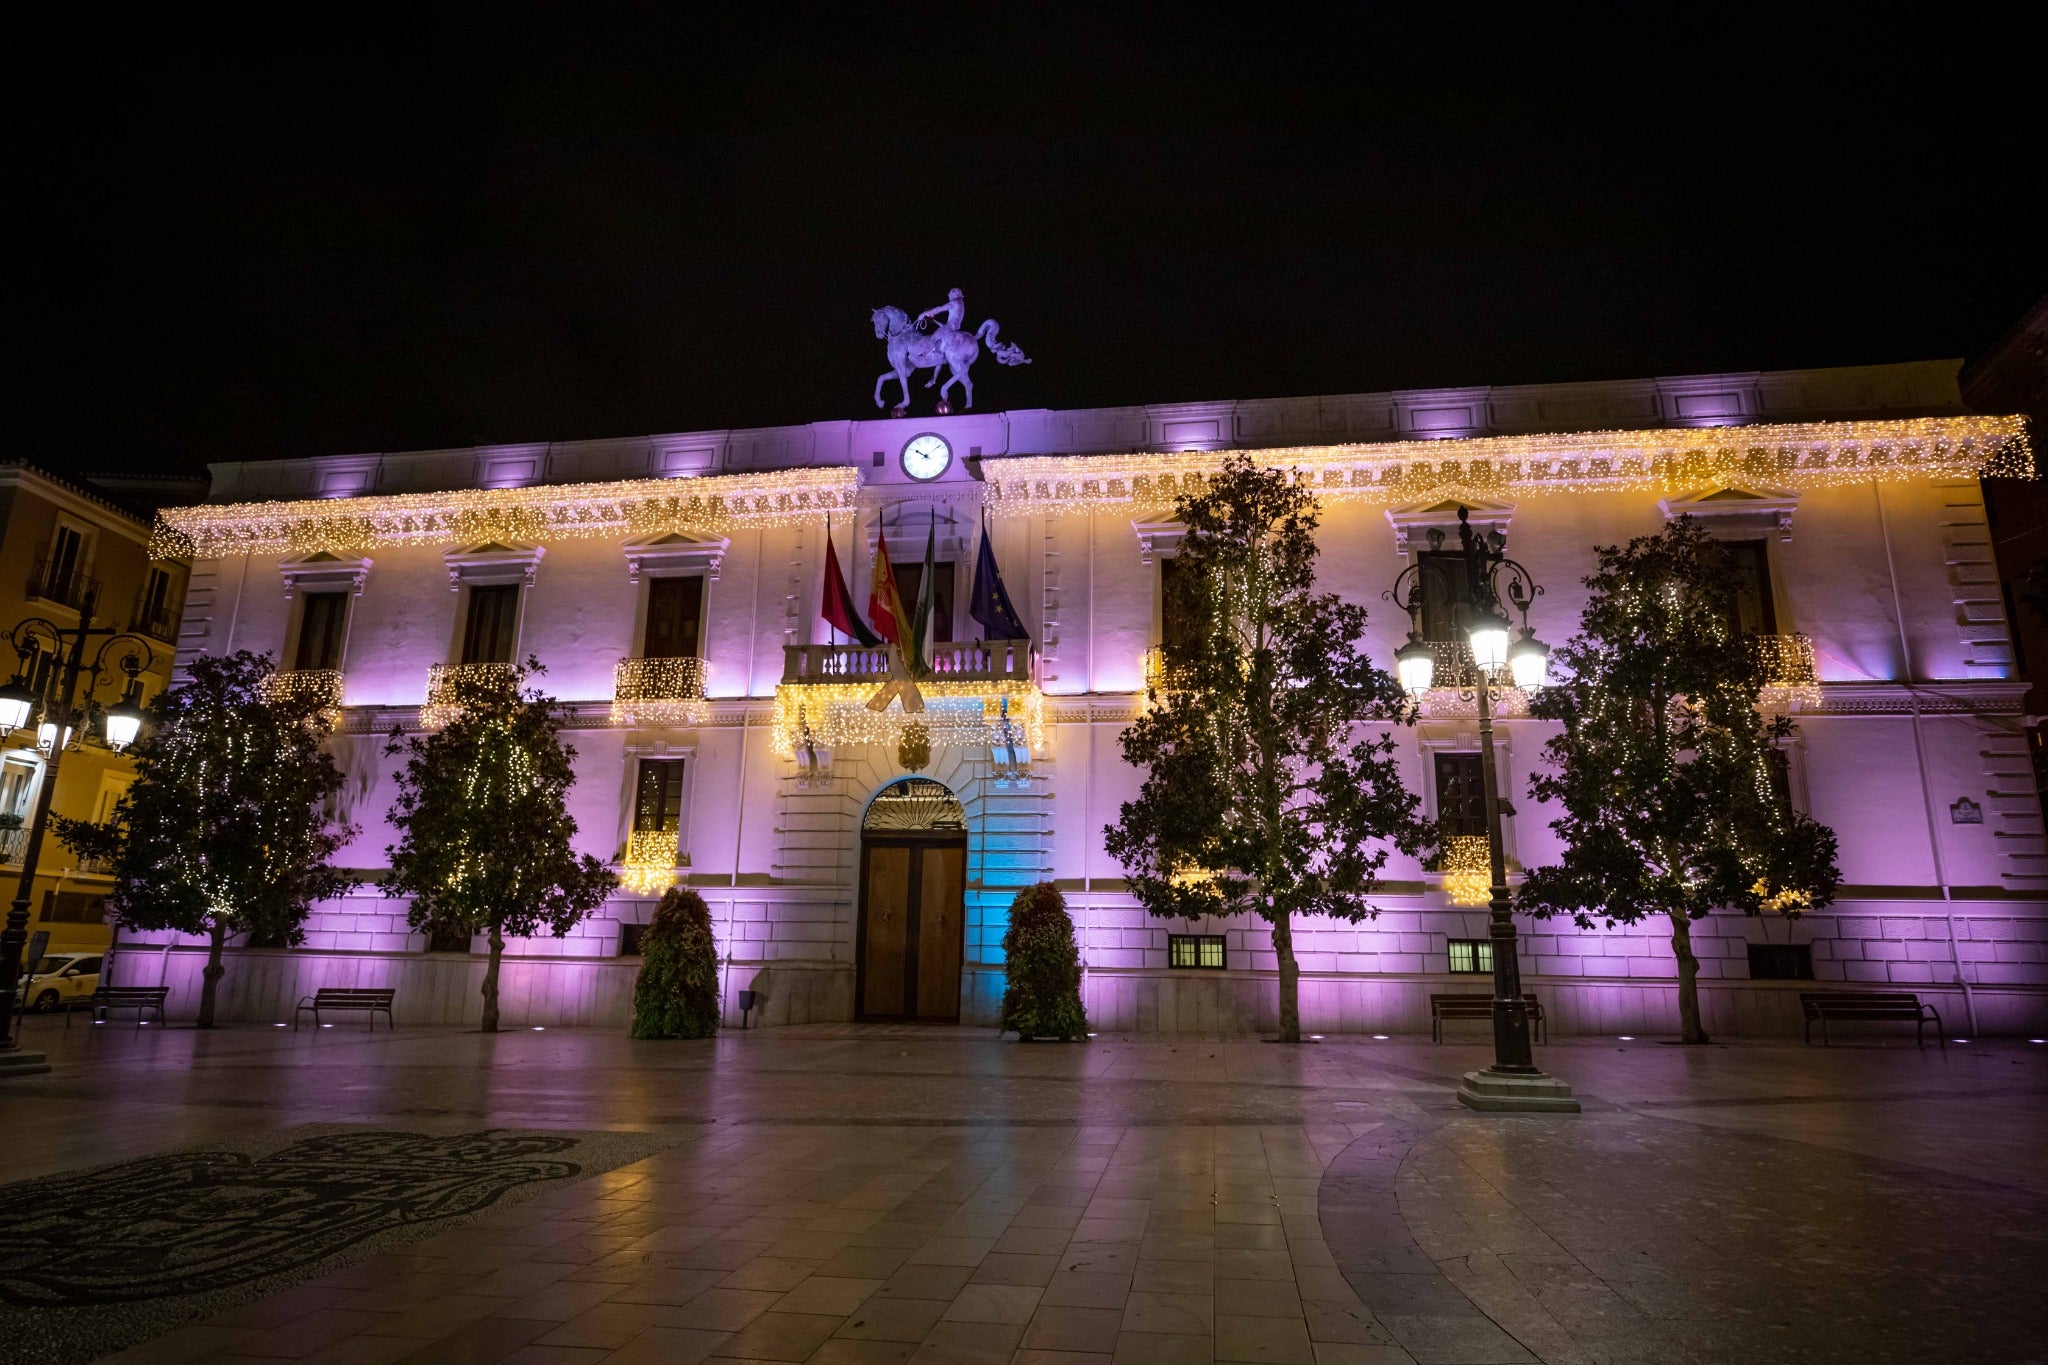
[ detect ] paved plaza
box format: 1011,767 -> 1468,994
2,1019 -> 2045,1365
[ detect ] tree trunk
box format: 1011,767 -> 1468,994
1271,909 -> 1301,1043
1669,911 -> 1708,1044
481,923 -> 504,1033
196,921 -> 227,1028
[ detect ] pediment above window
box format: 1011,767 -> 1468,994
1131,520 -> 1185,565
444,542 -> 544,592
623,533 -> 730,583
1659,487 -> 1798,542
278,552 -> 372,599
1384,499 -> 1515,559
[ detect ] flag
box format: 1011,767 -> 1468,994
867,536 -> 906,646
908,511 -> 937,673
821,518 -> 880,646
968,512 -> 1029,641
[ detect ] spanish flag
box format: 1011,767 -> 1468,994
867,537 -> 907,647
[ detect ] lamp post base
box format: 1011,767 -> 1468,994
1457,1068 -> 1580,1114
0,1048 -> 51,1079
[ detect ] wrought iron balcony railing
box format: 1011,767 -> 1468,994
420,662 -> 522,729
0,827 -> 27,867
619,827 -> 688,894
1141,645 -> 1194,695
130,596 -> 182,643
259,669 -> 346,721
612,656 -> 709,727
27,559 -> 97,611
1750,633 -> 1820,709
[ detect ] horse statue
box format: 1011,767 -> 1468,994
871,297 -> 1031,416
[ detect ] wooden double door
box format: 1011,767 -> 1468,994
857,835 -> 966,1022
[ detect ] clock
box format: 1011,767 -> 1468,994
900,433 -> 953,482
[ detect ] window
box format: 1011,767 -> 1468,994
1764,749 -> 1794,818
634,759 -> 688,834
1417,549 -> 1472,641
40,891 -> 107,924
892,560 -> 955,643
643,576 -> 705,659
41,525 -> 89,603
1168,933 -> 1226,969
1747,943 -> 1813,979
295,592 -> 350,670
135,565 -> 180,639
1,762 -> 35,820
1434,753 -> 1488,837
461,584 -> 521,664
619,923 -> 648,956
1447,938 -> 1494,974
425,923 -> 473,953
1159,557 -> 1201,652
1718,540 -> 1777,637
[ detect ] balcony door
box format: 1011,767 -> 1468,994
857,779 -> 966,1023
643,575 -> 704,660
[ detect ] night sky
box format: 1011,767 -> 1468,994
21,16 -> 2044,480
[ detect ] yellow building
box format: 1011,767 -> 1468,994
0,464 -> 187,957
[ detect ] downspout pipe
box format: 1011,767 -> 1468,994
1875,482 -> 1976,1034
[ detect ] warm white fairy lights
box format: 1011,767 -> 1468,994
1751,633 -> 1821,710
419,662 -> 522,730
611,656 -> 709,727
1438,835 -> 1493,906
257,668 -> 345,722
151,466 -> 861,559
620,828 -> 684,894
769,681 -> 1046,758
980,415 -> 2032,517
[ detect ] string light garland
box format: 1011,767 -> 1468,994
1750,634 -> 1821,710
769,680 -> 1046,758
419,662 -> 523,730
620,828 -> 684,894
980,415 -> 2032,517
151,467 -> 862,559
1437,835 -> 1493,906
611,656 -> 709,727
257,668 -> 345,722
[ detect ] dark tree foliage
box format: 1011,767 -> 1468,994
1104,455 -> 1433,1043
1000,881 -> 1087,1041
630,886 -> 721,1039
382,660 -> 615,1032
53,651 -> 354,1027
1517,519 -> 1842,1043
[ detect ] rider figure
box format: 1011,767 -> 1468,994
917,288 -> 965,334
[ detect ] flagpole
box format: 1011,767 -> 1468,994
826,513 -> 837,648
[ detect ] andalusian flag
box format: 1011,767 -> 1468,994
907,511 -> 938,674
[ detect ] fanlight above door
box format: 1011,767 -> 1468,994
863,778 -> 966,832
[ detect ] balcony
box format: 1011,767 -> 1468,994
259,669 -> 346,722
0,826 -> 26,868
619,828 -> 688,894
1751,633 -> 1820,710
420,662 -> 522,729
1141,645 -> 1194,695
1435,834 -> 1493,906
611,656 -> 708,727
772,640 -> 1042,758
28,559 -> 97,612
131,597 -> 182,643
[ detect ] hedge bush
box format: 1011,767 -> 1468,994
630,886 -> 720,1039
1000,881 -> 1088,1041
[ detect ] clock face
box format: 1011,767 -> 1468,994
901,434 -> 953,481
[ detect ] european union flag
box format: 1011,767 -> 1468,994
968,513 -> 1029,642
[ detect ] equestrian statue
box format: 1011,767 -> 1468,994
871,288 -> 1031,416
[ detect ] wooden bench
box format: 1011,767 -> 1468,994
295,987 -> 397,1031
1430,992 -> 1546,1045
1800,991 -> 1944,1049
90,985 -> 169,1028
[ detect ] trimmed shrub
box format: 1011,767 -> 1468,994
1000,881 -> 1088,1041
630,887 -> 720,1039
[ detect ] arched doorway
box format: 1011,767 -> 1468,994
857,778 -> 967,1022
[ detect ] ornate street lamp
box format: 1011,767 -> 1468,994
1386,507 -> 1578,1113
0,591 -> 155,1056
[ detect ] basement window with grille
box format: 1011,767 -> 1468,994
1168,934 -> 1227,969
1747,943 -> 1814,980
1447,938 -> 1494,974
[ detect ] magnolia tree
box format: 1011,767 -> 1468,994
1105,456 -> 1433,1042
54,651 -> 355,1027
383,661 -> 615,1032
1517,519 -> 1841,1043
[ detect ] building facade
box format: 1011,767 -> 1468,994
124,360 -> 2047,1035
0,464 -> 186,965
